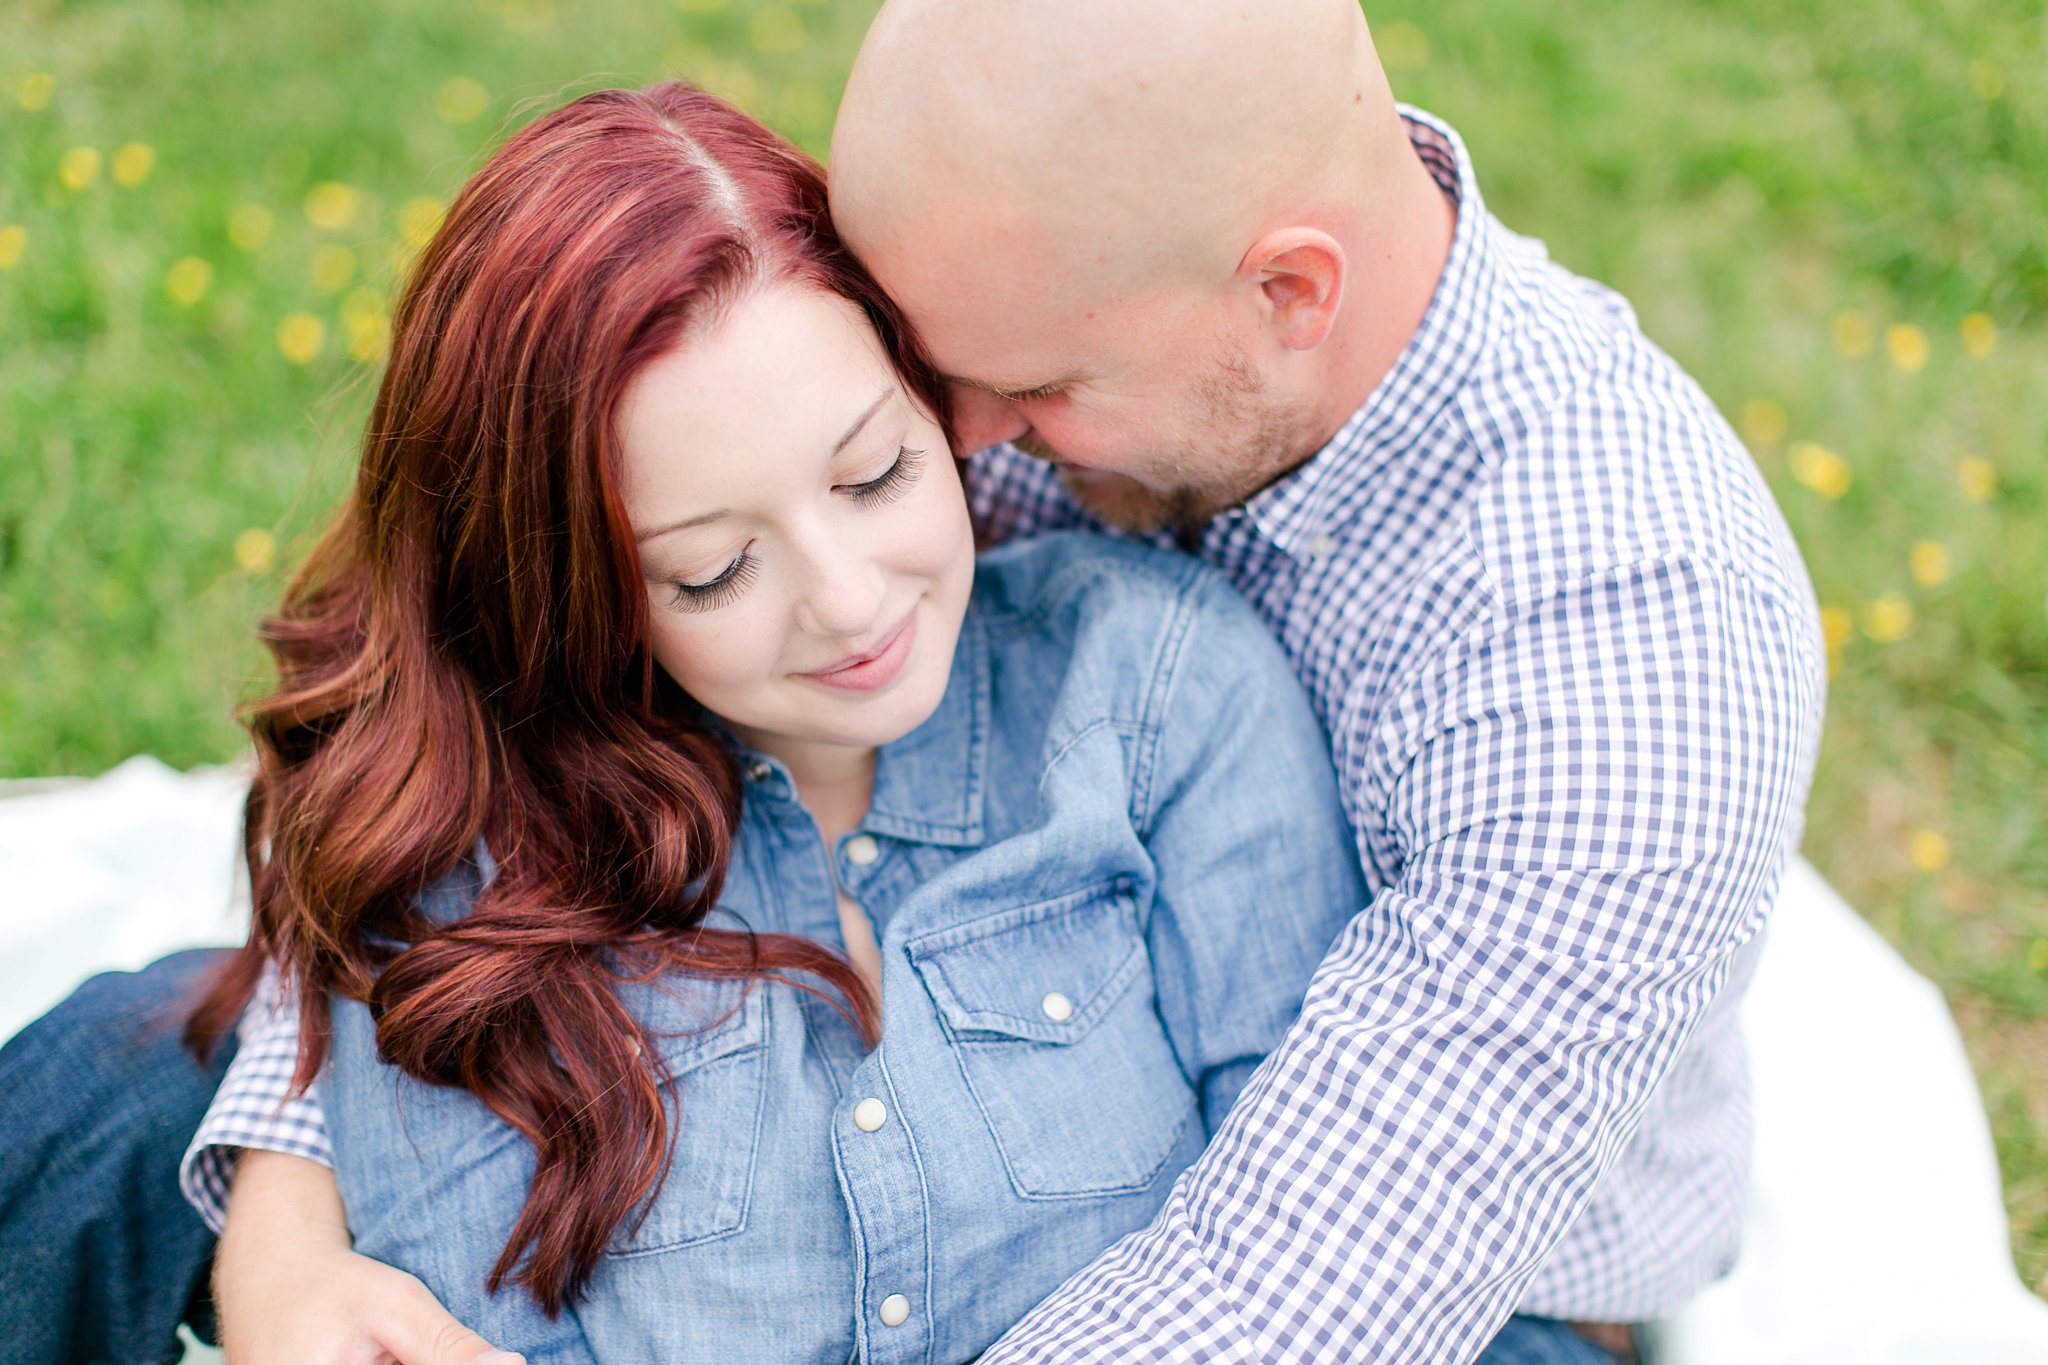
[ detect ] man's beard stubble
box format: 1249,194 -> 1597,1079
1025,350 -> 1320,541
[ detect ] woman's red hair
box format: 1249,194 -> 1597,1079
188,82 -> 944,1315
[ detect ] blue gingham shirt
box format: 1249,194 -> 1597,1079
185,108 -> 1825,1362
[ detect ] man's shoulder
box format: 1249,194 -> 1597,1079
1451,231 -> 1812,614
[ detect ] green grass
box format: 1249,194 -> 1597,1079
4,0 -> 2045,1297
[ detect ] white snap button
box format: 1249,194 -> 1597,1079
745,760 -> 773,783
853,1097 -> 888,1132
878,1293 -> 910,1327
1040,991 -> 1074,1023
844,834 -> 880,866
1307,533 -> 1335,560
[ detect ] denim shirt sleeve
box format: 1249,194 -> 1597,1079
1133,569 -> 1367,1132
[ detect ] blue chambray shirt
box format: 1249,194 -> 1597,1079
317,531 -> 1367,1364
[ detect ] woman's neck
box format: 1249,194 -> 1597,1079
761,737 -> 880,847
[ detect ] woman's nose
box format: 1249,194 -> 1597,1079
792,531 -> 889,639
947,385 -> 1031,455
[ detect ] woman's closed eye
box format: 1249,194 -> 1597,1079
670,547 -> 758,612
840,446 -> 926,506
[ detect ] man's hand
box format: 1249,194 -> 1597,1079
215,1149 -> 524,1365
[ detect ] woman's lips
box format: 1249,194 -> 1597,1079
800,609 -> 918,692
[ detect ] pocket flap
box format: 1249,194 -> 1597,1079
611,971 -> 766,1079
907,882 -> 1145,1043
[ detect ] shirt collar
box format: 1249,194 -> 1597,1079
860,604 -> 990,847
1226,106 -> 1501,563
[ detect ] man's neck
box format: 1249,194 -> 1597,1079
1308,134 -> 1458,455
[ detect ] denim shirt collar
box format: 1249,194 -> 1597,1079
732,606 -> 991,849
863,607 -> 990,847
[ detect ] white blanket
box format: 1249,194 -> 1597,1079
4,756 -> 2045,1362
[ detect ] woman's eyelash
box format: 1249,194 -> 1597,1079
844,446 -> 926,506
669,549 -> 757,612
663,449 -> 923,613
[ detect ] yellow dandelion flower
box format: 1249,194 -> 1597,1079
16,72 -> 55,111
398,196 -> 444,247
1969,59 -> 2005,101
233,528 -> 278,573
1862,593 -> 1913,644
0,225 -> 25,271
111,142 -> 156,187
1788,441 -> 1851,499
499,0 -> 554,33
344,308 -> 389,363
277,312 -> 326,365
704,61 -> 761,109
310,243 -> 356,293
1377,21 -> 1431,71
340,285 -> 385,326
1907,829 -> 1950,872
1819,605 -> 1853,651
228,203 -> 275,252
1909,541 -> 1951,587
59,146 -> 102,191
1885,323 -> 1930,373
1739,398 -> 1787,447
675,0 -> 726,11
749,8 -> 804,52
1959,313 -> 1996,359
165,256 -> 214,305
437,77 -> 489,124
304,181 -> 361,232
2030,939 -> 2048,976
1957,457 -> 1998,501
1830,310 -> 1874,358
777,81 -> 829,131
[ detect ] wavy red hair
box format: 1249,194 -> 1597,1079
188,82 -> 945,1315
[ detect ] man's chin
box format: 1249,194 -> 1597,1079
1056,466 -> 1179,534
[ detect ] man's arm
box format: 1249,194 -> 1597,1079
978,554 -> 1825,1363
184,981 -> 520,1365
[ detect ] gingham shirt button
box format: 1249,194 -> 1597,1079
1040,991 -> 1074,1022
878,1294 -> 910,1327
844,834 -> 880,866
1307,533 -> 1335,560
852,1097 -> 888,1132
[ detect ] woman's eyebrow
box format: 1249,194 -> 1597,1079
635,507 -> 729,543
832,387 -> 895,457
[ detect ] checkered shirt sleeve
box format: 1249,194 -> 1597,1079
178,963 -> 332,1233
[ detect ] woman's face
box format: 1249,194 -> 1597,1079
615,282 -> 975,774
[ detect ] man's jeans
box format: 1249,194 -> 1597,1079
0,949 -> 233,1365
0,949 -> 1626,1365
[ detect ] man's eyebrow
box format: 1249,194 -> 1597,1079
943,373 -> 1081,401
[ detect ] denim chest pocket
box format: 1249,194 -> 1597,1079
602,975 -> 770,1257
908,881 -> 1197,1198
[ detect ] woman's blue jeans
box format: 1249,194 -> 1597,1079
0,949 -> 233,1364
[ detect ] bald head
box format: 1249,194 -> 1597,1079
830,0 -> 1455,531
834,0 -> 1401,294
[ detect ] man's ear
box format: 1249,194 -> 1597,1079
1242,227 -> 1345,351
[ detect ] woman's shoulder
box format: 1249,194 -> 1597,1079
970,530 -> 1246,630
966,531 -> 1293,719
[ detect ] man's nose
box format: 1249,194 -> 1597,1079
947,385 -> 1031,456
